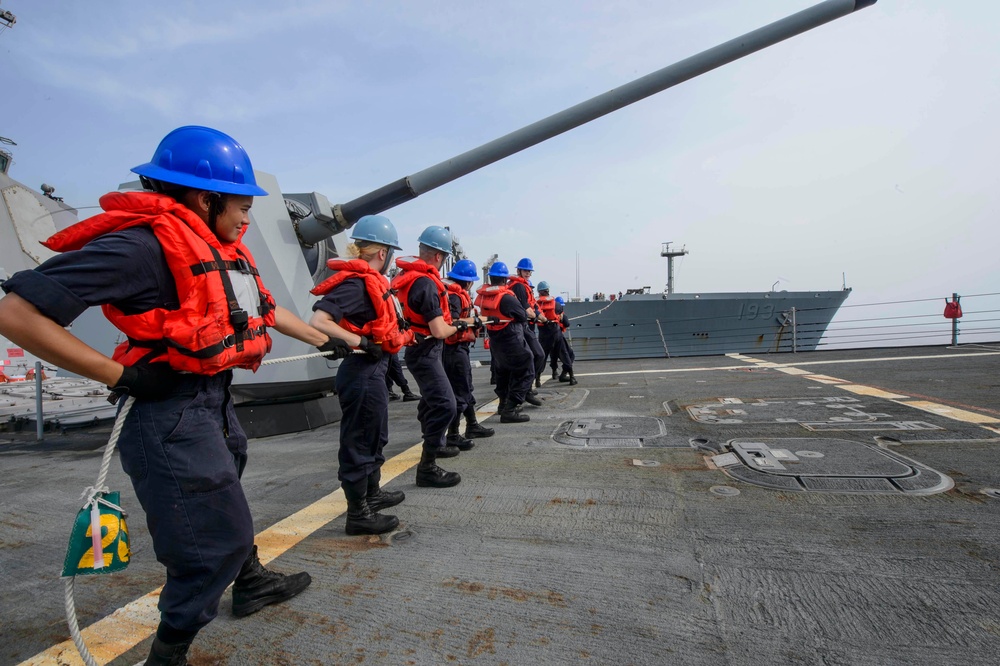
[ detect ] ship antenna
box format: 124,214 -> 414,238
660,242 -> 688,295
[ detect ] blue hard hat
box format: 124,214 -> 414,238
418,225 -> 452,253
448,258 -> 480,282
131,126 -> 268,196
516,257 -> 534,271
555,296 -> 566,305
350,215 -> 403,250
488,261 -> 510,278
537,281 -> 550,292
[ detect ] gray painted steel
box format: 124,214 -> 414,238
564,289 -> 851,359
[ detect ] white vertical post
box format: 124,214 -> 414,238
791,308 -> 797,353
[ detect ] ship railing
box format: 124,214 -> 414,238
819,291 -> 1000,351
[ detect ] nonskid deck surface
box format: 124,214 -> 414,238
3,344 -> 1000,665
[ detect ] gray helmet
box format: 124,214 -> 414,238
350,215 -> 403,250
418,225 -> 452,253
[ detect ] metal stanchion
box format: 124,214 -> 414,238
34,360 -> 43,441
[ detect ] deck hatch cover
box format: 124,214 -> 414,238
716,437 -> 953,495
553,417 -> 674,448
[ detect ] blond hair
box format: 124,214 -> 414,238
346,241 -> 388,261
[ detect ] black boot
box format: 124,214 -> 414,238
232,545 -> 312,618
367,468 -> 405,513
344,478 -> 399,535
143,637 -> 192,666
388,391 -> 401,402
446,420 -> 475,451
437,443 -> 461,457
416,447 -> 461,488
524,392 -> 542,407
535,373 -> 542,388
463,404 -> 494,438
551,367 -> 558,380
568,369 -> 578,386
499,400 -> 530,423
401,387 -> 420,402
558,369 -> 571,382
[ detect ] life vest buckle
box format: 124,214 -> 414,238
230,309 -> 249,331
235,258 -> 252,274
222,334 -> 237,349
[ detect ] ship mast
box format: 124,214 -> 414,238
0,2 -> 16,34
660,242 -> 688,294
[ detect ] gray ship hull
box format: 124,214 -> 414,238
563,289 -> 851,359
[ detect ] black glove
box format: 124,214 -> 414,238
472,315 -> 483,330
358,336 -> 384,361
108,363 -> 182,404
317,337 -> 352,360
454,319 -> 469,332
487,316 -> 502,325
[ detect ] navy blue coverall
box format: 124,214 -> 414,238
403,276 -> 456,450
487,292 -> 533,407
539,303 -> 574,374
510,281 -> 546,381
312,278 -> 390,484
2,227 -> 254,634
385,352 -> 411,394
442,289 -> 473,421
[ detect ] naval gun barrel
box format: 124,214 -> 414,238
296,0 -> 876,244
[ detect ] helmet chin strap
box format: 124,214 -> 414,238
381,248 -> 395,275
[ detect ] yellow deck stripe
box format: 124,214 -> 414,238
837,384 -> 910,400
901,400 -> 1000,424
737,355 -> 1000,428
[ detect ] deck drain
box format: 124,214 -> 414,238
795,450 -> 825,458
631,459 -> 660,467
710,486 -> 741,497
383,529 -> 414,545
981,488 -> 1000,499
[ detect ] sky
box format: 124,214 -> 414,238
2,0 -> 998,346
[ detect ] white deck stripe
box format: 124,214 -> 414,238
736,355 -> 1000,426
574,350 -> 1000,378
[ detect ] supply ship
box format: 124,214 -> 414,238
561,243 -> 851,360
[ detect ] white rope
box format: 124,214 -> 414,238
259,348 -> 365,366
64,396 -> 135,666
567,298 -> 618,321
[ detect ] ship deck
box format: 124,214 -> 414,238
3,343 -> 1000,665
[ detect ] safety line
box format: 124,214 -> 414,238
20,399 -> 501,666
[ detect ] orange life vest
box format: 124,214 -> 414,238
474,284 -> 514,332
390,257 -> 452,336
537,295 -> 558,323
42,191 -> 275,374
506,276 -> 537,309
310,258 -> 413,353
443,280 -> 477,345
